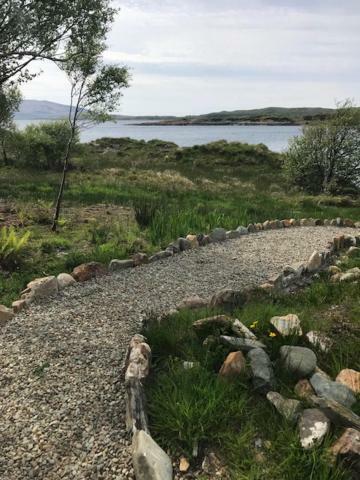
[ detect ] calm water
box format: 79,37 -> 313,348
15,119 -> 302,152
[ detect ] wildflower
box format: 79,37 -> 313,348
249,320 -> 259,329
269,332 -> 277,337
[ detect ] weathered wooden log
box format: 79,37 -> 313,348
124,334 -> 152,434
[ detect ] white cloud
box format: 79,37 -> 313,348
21,0 -> 360,114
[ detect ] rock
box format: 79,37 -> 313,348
310,396 -> 360,430
329,428 -> 360,474
305,331 -> 333,352
226,230 -> 241,239
263,220 -> 271,230
348,246 -> 360,257
298,409 -> 331,449
231,319 -> 257,339
11,299 -> 27,313
132,252 -> 149,266
270,313 -> 302,336
290,218 -> 299,226
179,456 -> 190,473
209,228 -> 227,242
259,282 -> 275,293
340,268 -> 360,283
109,259 -> 135,272
247,348 -> 276,393
310,373 -> 356,408
219,351 -> 246,379
56,273 -> 76,290
210,288 -> 249,308
306,251 -> 322,272
132,430 -> 172,480
266,391 -> 301,423
193,315 -> 232,337
72,261 -> 108,282
220,335 -> 266,352
0,305 -> 14,326
26,276 -> 59,300
336,217 -> 344,227
198,234 -> 211,246
186,234 -> 199,248
336,369 -> 360,394
344,218 -> 355,228
280,346 -> 317,378
236,226 -> 249,235
178,237 -> 191,251
295,379 -> 315,400
282,219 -> 292,228
149,250 -> 172,262
183,361 -> 198,370
247,223 -> 256,233
177,295 -> 209,310
314,366 -> 332,381
328,265 -> 341,275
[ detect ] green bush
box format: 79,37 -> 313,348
0,226 -> 30,269
13,121 -> 79,170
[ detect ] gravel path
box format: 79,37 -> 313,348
0,226 -> 358,480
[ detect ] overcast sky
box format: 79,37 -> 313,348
21,0 -> 360,115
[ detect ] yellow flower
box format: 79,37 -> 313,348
269,332 -> 277,337
249,320 -> 259,329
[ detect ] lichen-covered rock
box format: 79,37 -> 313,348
132,430 -> 172,480
220,335 -> 266,352
210,288 -> 249,308
109,259 -> 135,272
132,252 -> 149,266
305,331 -> 333,353
298,409 -> 330,449
72,261 -> 108,282
219,351 -> 246,379
25,276 -> 59,300
236,226 -> 249,235
209,228 -> 227,242
57,273 -> 76,290
336,369 -> 360,394
193,315 -> 232,337
306,251 -> 322,272
266,391 -> 301,423
280,346 -> 317,378
270,313 -> 302,336
231,319 -> 257,339
310,373 -> 356,408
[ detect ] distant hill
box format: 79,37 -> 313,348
15,100 -> 177,121
15,100 -> 336,125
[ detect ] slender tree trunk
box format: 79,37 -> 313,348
51,129 -> 75,232
1,138 -> 8,166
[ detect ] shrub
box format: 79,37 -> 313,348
0,226 -> 30,269
284,101 -> 360,194
13,120 -> 79,170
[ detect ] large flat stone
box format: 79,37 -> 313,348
132,430 -> 172,480
310,396 -> 360,430
220,335 -> 266,352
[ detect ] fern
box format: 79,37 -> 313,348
0,226 -> 30,269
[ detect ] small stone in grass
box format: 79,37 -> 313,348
298,409 -> 330,449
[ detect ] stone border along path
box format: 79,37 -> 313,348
1,225 -> 359,480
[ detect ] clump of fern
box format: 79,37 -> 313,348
0,226 -> 31,270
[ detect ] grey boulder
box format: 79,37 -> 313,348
209,228 -> 227,242
310,373 -> 356,408
247,348 -> 276,393
280,346 -> 317,378
220,336 -> 266,352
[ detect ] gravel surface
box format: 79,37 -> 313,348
0,226 -> 358,480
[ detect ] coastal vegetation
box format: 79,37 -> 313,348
0,135 -> 360,307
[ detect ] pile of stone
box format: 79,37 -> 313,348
189,312 -> 360,476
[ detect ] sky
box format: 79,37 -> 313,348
21,0 -> 360,116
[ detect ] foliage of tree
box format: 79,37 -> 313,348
11,121 -> 78,170
284,101 -> 360,194
51,19 -> 130,231
0,85 -> 22,165
0,0 -> 115,86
